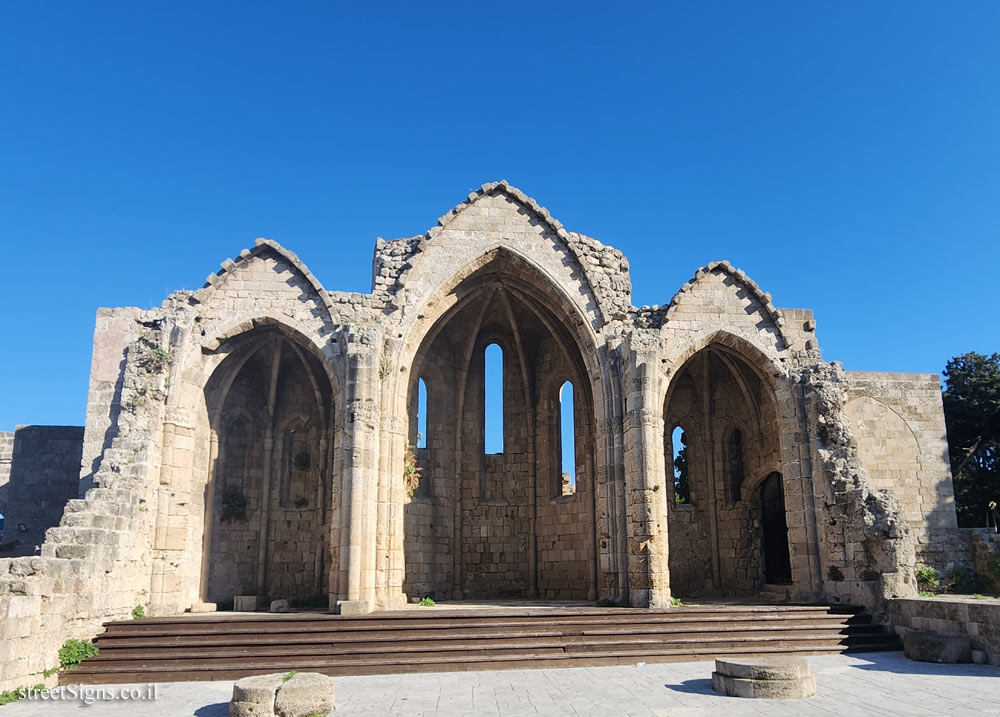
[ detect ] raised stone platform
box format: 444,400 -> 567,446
711,657 -> 816,699
64,603 -> 898,684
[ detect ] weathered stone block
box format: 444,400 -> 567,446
274,672 -> 335,717
903,630 -> 972,663
711,672 -> 816,699
714,656 -> 811,681
233,596 -> 258,612
337,599 -> 370,616
229,672 -> 334,717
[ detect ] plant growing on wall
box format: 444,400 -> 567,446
220,486 -> 249,522
58,639 -> 98,670
403,444 -> 422,497
915,565 -> 939,593
145,347 -> 173,375
378,353 -> 392,380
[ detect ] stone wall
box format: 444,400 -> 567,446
402,360 -> 457,601
534,374 -> 596,601
843,372 -> 960,571
969,529 -> 1000,593
460,333 -> 533,599
802,363 -> 918,619
889,596 -> 1000,666
80,308 -> 141,493
0,433 -> 12,544
0,316 -> 170,692
0,426 -> 85,557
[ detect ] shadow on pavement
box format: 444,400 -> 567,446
664,678 -> 716,695
844,651 -> 1000,676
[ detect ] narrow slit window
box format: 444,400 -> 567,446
484,343 -> 503,454
727,428 -> 744,503
671,426 -> 689,504
560,380 -> 576,495
417,378 -> 428,448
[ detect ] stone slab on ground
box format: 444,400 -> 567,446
336,599 -> 370,616
904,630 -> 973,663
233,596 -> 258,611
188,602 -> 217,613
274,672 -> 335,717
229,671 -> 334,717
229,672 -> 286,717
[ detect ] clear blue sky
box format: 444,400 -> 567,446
1,1 -> 998,431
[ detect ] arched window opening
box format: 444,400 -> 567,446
727,428 -> 744,503
484,343 -> 504,454
0,512 -> 5,532
281,422 -> 310,509
417,378 -> 428,448
671,426 -> 689,504
559,380 -> 576,496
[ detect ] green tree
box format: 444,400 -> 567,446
674,431 -> 690,504
942,352 -> 1000,527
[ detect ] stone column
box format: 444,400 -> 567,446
336,330 -> 381,615
375,337 -> 407,610
621,345 -> 671,607
594,346 -> 628,603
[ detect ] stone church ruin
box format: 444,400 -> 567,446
0,181 -> 968,689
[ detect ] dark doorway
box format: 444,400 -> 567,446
760,472 -> 792,584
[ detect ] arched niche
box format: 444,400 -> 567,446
402,252 -> 600,603
662,340 -> 786,598
200,324 -> 336,607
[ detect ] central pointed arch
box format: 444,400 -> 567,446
396,246 -> 605,603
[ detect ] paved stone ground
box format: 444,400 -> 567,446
3,652 -> 998,716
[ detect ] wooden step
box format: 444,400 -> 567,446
91,621 -> 879,652
62,603 -> 899,685
85,626 -> 886,662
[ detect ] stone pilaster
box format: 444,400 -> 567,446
335,329 -> 382,614
621,345 -> 671,607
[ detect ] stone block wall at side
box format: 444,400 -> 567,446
969,529 -> 1000,593
80,308 -> 143,493
843,371 -> 961,570
889,597 -> 1000,666
0,426 -> 85,557
0,311 -> 169,693
0,433 -> 11,542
